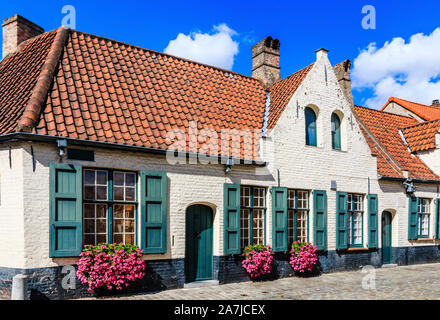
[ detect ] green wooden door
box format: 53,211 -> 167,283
382,211 -> 392,264
185,205 -> 213,282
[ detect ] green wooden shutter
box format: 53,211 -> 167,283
272,187 -> 288,252
336,192 -> 348,250
140,171 -> 167,254
367,194 -> 378,248
408,196 -> 419,240
313,190 -> 327,251
49,163 -> 82,257
224,183 -> 241,254
435,199 -> 440,239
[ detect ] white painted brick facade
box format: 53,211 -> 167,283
0,51 -> 439,270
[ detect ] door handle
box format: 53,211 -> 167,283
195,232 -> 201,238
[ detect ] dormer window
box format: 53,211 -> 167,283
305,107 -> 317,146
331,112 -> 341,150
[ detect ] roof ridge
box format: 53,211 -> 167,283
16,26 -> 70,133
391,96 -> 435,108
352,105 -> 404,175
268,62 -> 315,89
354,104 -> 417,121
71,29 -> 263,85
401,118 -> 440,130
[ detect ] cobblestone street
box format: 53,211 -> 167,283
84,263 -> 440,300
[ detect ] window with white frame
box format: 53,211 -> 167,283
287,189 -> 309,244
347,193 -> 363,247
418,198 -> 430,238
83,169 -> 137,246
240,186 -> 266,249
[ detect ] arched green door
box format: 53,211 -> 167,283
382,211 -> 392,264
185,204 -> 213,282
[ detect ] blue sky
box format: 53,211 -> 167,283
1,0 -> 440,108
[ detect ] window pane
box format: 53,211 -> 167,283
97,234 -> 107,244
125,220 -> 134,233
240,187 -> 250,207
96,186 -> 107,200
331,113 -> 341,150
252,209 -> 264,245
113,233 -> 123,244
114,172 -> 125,186
84,219 -> 95,233
254,187 -> 265,207
297,191 -> 309,209
125,187 -> 135,201
96,204 -> 107,218
113,204 -> 136,244
240,209 -> 249,248
114,204 -> 124,218
125,205 -> 135,218
125,234 -> 135,245
288,190 -> 295,209
114,186 -> 124,201
114,218 -> 124,233
297,211 -> 308,242
84,170 -> 95,185
84,204 -> 94,218
84,186 -> 95,200
83,204 -> 108,246
126,173 -> 136,186
305,107 -> 317,146
96,170 -> 107,185
96,219 -> 107,233
84,235 -> 95,246
288,210 -> 295,245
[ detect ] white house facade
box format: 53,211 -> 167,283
0,15 -> 439,299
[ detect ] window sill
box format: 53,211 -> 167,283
331,148 -> 347,153
414,238 -> 435,242
346,247 -> 369,252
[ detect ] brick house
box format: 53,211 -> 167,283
0,15 -> 439,299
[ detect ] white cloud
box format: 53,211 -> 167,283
164,23 -> 239,70
352,28 -> 440,109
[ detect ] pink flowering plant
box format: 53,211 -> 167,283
76,243 -> 145,293
289,240 -> 318,274
241,244 -> 274,278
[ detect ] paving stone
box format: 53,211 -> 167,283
75,263 -> 440,300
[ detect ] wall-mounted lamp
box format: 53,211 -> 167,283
403,178 -> 416,195
57,139 -> 67,157
225,158 -> 234,174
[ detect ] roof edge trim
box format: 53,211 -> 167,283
15,26 -> 70,133
0,132 -> 267,167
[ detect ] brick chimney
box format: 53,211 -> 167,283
2,14 -> 44,59
333,59 -> 353,106
252,36 -> 281,87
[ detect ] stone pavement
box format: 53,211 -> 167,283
80,263 -> 440,300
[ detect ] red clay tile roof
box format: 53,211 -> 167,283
401,119 -> 440,152
267,63 -> 314,129
0,28 -> 270,161
381,97 -> 440,121
0,30 -> 57,135
354,105 -> 439,181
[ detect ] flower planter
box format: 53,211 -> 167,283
289,241 -> 319,277
241,244 -> 274,280
76,243 -> 146,294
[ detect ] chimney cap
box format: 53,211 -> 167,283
315,48 -> 329,53
432,99 -> 440,105
2,14 -> 43,32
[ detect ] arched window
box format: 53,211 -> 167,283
331,113 -> 341,150
305,107 -> 317,146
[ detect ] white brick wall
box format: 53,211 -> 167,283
0,146 -> 25,268
0,51 -> 439,270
